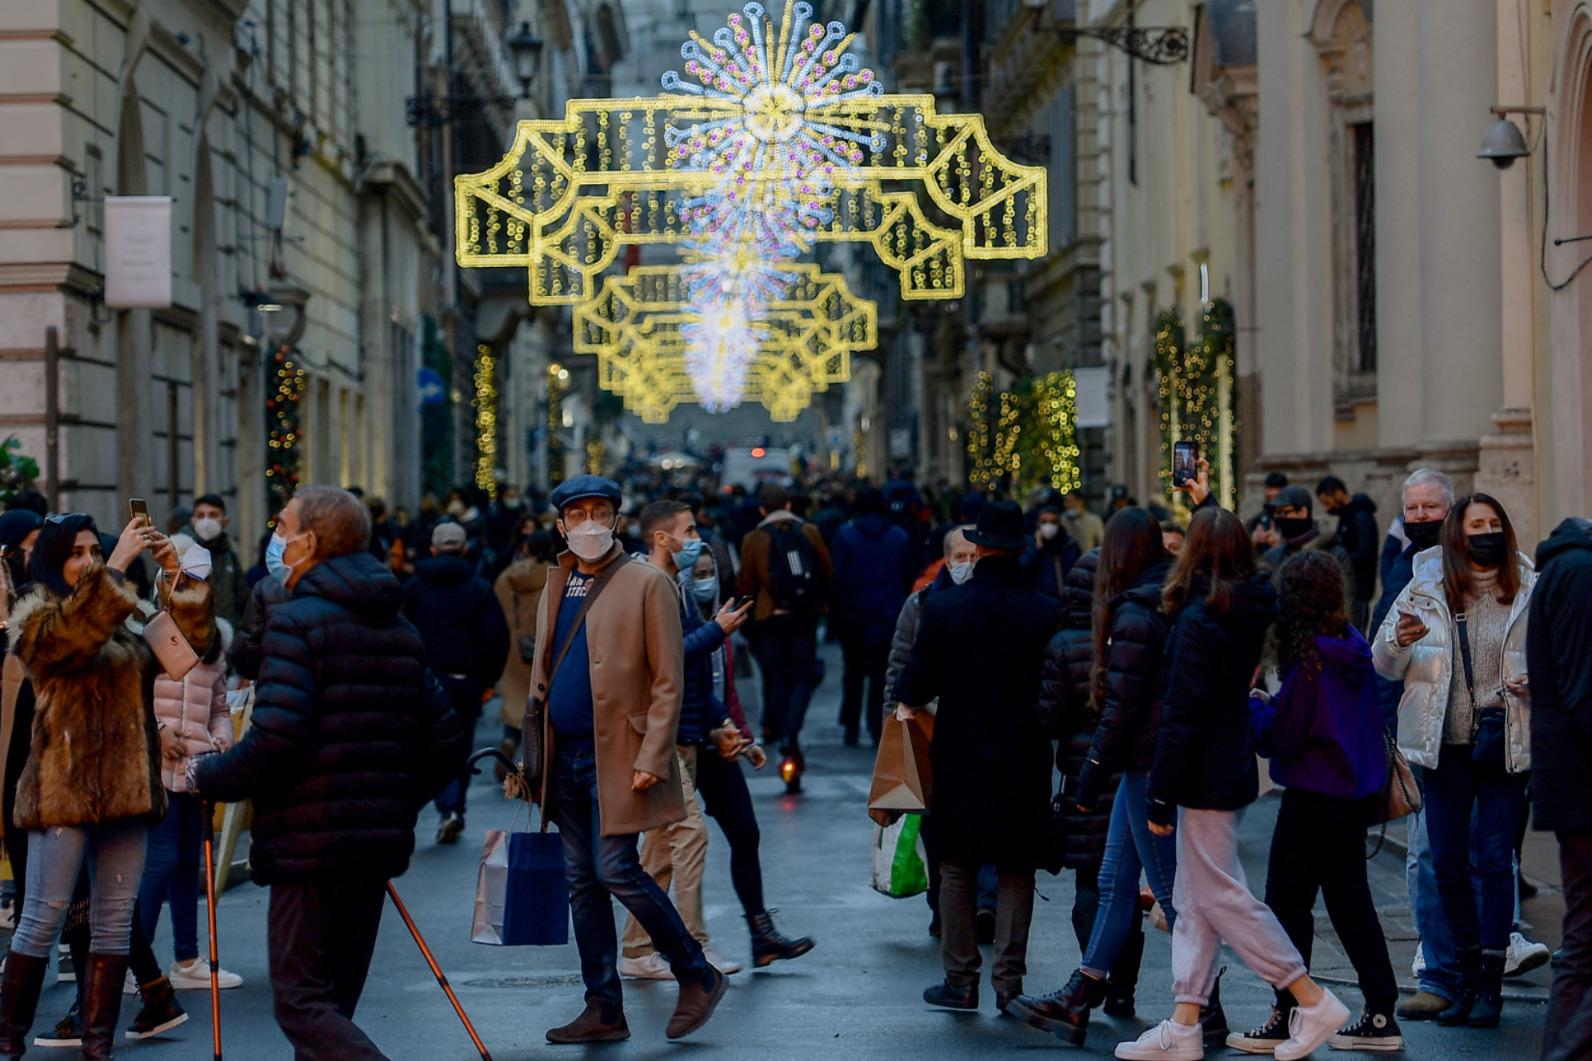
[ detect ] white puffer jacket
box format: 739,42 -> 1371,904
152,619 -> 235,793
1371,548 -> 1534,774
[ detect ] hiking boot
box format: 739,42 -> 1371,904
747,911 -> 814,968
545,1001 -> 630,1044
0,951 -> 49,1057
1395,990 -> 1451,1021
1467,950 -> 1506,1027
1328,1008 -> 1402,1052
1008,969 -> 1106,1045
124,977 -> 188,1041
1436,947 -> 1481,1026
666,968 -> 728,1040
922,980 -> 978,1012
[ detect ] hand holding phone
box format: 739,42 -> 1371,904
128,497 -> 151,528
1172,441 -> 1199,488
1394,608 -> 1430,648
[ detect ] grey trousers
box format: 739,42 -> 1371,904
940,858 -> 1034,997
1171,808 -> 1308,1006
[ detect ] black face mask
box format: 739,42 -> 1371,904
1275,516 -> 1314,542
1466,531 -> 1508,568
1404,519 -> 1443,550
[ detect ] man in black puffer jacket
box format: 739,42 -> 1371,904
403,520 -> 510,844
1037,551 -> 1146,1014
194,486 -> 467,1060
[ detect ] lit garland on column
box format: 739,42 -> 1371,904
547,362 -> 568,486
472,344 -> 498,498
265,343 -> 307,513
964,369 -> 1080,494
1153,302 -> 1237,510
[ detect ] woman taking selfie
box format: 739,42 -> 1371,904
1373,493 -> 1534,1028
0,513 -> 212,1059
1120,506 -> 1348,1061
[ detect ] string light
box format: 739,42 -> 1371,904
473,343 -> 498,497
265,343 -> 307,513
1154,301 -> 1238,510
964,370 -> 1080,494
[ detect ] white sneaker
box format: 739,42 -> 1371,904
701,945 -> 743,976
1504,930 -> 1551,977
169,959 -> 242,990
1275,989 -> 1350,1061
618,952 -> 674,980
122,970 -> 139,996
1410,941 -> 1425,978
1115,1020 -> 1205,1060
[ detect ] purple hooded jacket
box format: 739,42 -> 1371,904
1264,626 -> 1386,800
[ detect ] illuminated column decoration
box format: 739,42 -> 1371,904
473,344 -> 499,497
265,343 -> 307,514
964,370 -> 1080,495
1154,304 -> 1237,510
1153,311 -> 1185,506
546,361 -> 569,486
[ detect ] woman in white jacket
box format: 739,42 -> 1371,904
1371,493 -> 1533,1030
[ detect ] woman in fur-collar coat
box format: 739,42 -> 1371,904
0,513 -> 212,1060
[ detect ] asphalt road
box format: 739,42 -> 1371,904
49,654 -> 1551,1060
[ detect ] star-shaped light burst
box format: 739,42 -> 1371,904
681,226 -> 797,307
682,296 -> 764,413
662,1 -> 886,240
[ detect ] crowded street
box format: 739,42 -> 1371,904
19,656 -> 1546,1060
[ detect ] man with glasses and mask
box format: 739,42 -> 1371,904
526,476 -> 728,1045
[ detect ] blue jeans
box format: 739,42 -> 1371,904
138,792 -> 204,963
1406,805 -> 1460,998
1422,743 -> 1528,955
10,820 -> 147,957
547,743 -> 710,1009
1081,772 -> 1177,977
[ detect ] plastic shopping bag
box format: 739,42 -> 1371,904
870,814 -> 929,899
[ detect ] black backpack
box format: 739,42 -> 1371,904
765,521 -> 821,613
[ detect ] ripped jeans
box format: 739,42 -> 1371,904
9,820 -> 147,957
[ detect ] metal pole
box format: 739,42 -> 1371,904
202,803 -> 223,1061
385,882 -> 492,1060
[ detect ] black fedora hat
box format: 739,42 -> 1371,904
965,500 -> 1026,552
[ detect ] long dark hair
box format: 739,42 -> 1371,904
1162,506 -> 1256,618
1271,550 -> 1350,677
1091,508 -> 1169,711
27,513 -> 98,597
1440,492 -> 1520,615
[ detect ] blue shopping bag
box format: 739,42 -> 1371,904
472,811 -> 569,946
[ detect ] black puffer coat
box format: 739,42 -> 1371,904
1148,574 -> 1278,825
1528,518 -> 1592,833
1074,561 -> 1173,808
1038,551 -> 1119,873
195,553 -> 468,884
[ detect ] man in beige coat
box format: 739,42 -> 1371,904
531,475 -> 727,1045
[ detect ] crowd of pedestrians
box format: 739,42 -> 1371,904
0,451 -> 1585,1059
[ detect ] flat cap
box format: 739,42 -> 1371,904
549,474 -> 622,513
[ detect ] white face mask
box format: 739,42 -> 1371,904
1039,522 -> 1060,541
179,541 -> 213,580
949,560 -> 974,585
192,516 -> 223,543
565,521 -> 614,562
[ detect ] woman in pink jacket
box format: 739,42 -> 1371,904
138,618 -> 243,993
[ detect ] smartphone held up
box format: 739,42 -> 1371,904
1172,441 -> 1199,488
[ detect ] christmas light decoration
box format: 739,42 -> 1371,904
1154,301 -> 1238,510
265,344 -> 307,513
472,344 -> 499,497
964,370 -> 1080,495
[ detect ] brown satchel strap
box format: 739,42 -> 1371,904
543,553 -> 630,696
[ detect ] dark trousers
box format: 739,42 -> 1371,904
548,744 -> 710,1010
1264,788 -> 1398,1012
434,679 -> 484,817
836,624 -> 889,744
1423,743 -> 1528,953
267,878 -> 387,1060
693,746 -> 765,916
138,791 -> 205,963
1545,830 -> 1592,1061
940,858 -> 1034,999
749,619 -> 821,751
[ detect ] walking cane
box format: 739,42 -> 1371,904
201,802 -> 223,1061
386,883 -> 492,1061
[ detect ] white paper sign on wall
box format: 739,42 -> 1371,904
1074,366 -> 1111,428
104,196 -> 173,308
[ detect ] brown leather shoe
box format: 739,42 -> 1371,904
546,1002 -> 630,1044
665,968 -> 728,1040
1395,990 -> 1452,1022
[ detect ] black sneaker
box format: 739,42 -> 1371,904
34,1003 -> 83,1048
1226,1006 -> 1291,1055
922,980 -> 978,1011
1328,1009 -> 1403,1052
436,812 -> 465,844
